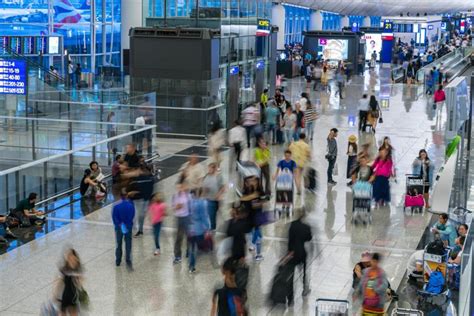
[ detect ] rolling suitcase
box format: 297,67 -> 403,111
305,167 -> 317,191
269,259 -> 294,305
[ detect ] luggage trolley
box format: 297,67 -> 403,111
235,161 -> 261,197
352,181 -> 372,225
315,298 -> 349,316
417,245 -> 451,314
274,168 -> 294,218
404,174 -> 425,213
391,308 -> 424,316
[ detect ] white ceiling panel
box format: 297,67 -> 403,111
281,0 -> 474,16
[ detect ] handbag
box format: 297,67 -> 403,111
78,288 -> 90,308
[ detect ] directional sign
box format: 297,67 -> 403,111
0,60 -> 27,95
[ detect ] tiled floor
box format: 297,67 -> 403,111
0,68 -> 450,315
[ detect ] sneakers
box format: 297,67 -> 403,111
255,255 -> 264,261
302,288 -> 311,296
173,257 -> 182,264
189,268 -> 196,273
154,249 -> 160,256
248,245 -> 255,252
134,231 -> 143,238
328,180 -> 337,185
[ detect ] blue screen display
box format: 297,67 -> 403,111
0,59 -> 27,95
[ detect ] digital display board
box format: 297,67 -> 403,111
0,60 -> 27,95
48,37 -> 59,54
363,33 -> 382,61
317,39 -> 348,60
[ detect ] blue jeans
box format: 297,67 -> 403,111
305,121 -> 314,140
266,123 -> 276,143
251,227 -> 262,256
188,235 -> 203,270
284,129 -> 292,144
153,222 -> 162,249
294,127 -> 301,140
115,227 -> 132,265
207,200 -> 219,230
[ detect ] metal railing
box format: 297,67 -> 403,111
0,120 -> 156,213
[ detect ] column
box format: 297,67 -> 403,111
363,16 -> 371,27
310,10 -> 322,30
121,0 -> 144,70
272,4 -> 286,50
341,16 -> 350,29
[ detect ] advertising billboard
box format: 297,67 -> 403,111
317,39 -> 348,61
363,33 -> 382,61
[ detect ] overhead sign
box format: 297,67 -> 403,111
382,20 -> 393,32
256,60 -> 265,69
0,59 -> 27,95
256,19 -> 271,36
441,22 -> 447,30
351,22 -> 359,33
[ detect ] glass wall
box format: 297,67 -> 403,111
370,16 -> 382,28
322,12 -> 341,31
0,0 -> 121,73
283,4 -> 310,44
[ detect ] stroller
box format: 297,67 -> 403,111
352,180 -> 372,225
404,174 -> 425,213
235,161 -> 261,197
417,242 -> 451,314
274,168 -> 294,218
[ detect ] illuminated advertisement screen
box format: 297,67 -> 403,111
363,33 -> 382,61
0,59 -> 27,95
317,39 -> 348,61
48,37 -> 59,54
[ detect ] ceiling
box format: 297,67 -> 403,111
280,0 -> 474,16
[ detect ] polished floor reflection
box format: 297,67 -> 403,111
0,68 -> 449,315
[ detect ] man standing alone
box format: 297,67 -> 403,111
326,128 -> 338,185
112,189 -> 135,269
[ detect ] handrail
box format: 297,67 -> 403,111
26,99 -> 225,111
0,124 -> 156,177
0,115 -> 139,126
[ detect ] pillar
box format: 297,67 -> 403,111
121,0 -> 144,71
310,10 -> 323,30
272,4 -> 286,50
363,16 -> 371,27
341,16 -> 350,29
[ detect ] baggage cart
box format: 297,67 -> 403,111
404,174 -> 425,213
391,308 -> 424,315
315,298 -> 349,316
352,181 -> 372,225
274,168 -> 293,218
448,206 -> 472,227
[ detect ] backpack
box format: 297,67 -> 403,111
426,270 -> 445,294
426,239 -> 445,256
216,287 -> 247,316
362,270 -> 383,307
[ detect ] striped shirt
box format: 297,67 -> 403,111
304,107 -> 317,124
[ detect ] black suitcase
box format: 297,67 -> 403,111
305,167 -> 317,190
269,261 -> 294,305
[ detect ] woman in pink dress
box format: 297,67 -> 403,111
371,148 -> 393,206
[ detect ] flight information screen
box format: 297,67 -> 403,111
0,60 -> 27,95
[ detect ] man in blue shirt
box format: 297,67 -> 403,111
274,150 -> 297,179
112,189 -> 136,268
431,213 -> 457,247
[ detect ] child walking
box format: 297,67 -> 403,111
148,193 -> 167,255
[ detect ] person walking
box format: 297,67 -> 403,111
172,182 -> 192,264
294,103 -> 304,141
55,248 -> 86,316
312,63 -> 322,91
321,66 -> 329,92
371,148 -> 393,207
106,111 -> 118,156
354,253 -> 389,316
148,193 -> 166,255
67,60 -> 74,87
226,202 -> 252,261
358,94 -> 369,132
254,138 -> 272,195
346,135 -> 358,185
129,164 -> 154,237
304,100 -> 317,141
326,128 -> 338,185
288,212 -> 313,297
74,63 -> 82,89
241,103 -> 260,148
412,149 -> 433,209
433,85 -> 446,111
228,120 -> 246,167
289,133 -> 311,194
282,105 -> 297,145
264,100 -> 280,145
202,162 -> 225,231
187,191 -> 210,273
335,69 -> 345,99
179,153 -> 205,194
367,96 -> 381,133
112,189 -> 135,268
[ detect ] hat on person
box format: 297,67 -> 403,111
349,135 -> 357,143
361,251 -> 371,262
